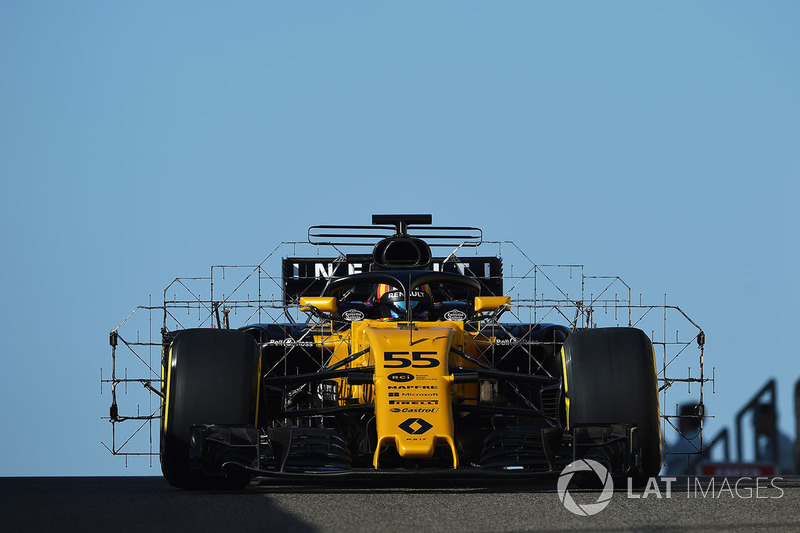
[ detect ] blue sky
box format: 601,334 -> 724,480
1,1 -> 797,476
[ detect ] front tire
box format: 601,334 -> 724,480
562,327 -> 661,479
161,328 -> 260,489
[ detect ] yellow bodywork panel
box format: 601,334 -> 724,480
474,296 -> 510,312
299,296 -> 337,313
368,326 -> 458,468
314,319 -> 496,468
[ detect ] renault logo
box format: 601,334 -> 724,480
398,418 -> 433,435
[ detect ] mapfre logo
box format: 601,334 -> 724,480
557,459 -> 614,516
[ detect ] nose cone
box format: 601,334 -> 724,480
367,326 -> 458,468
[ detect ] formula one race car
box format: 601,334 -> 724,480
153,215 -> 663,489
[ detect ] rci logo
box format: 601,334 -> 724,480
557,459 -> 614,516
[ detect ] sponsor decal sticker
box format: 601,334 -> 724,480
444,309 -> 468,321
265,339 -> 315,347
398,418 -> 434,434
342,309 -> 365,321
387,372 -> 415,383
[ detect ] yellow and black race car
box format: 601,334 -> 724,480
155,215 -> 664,489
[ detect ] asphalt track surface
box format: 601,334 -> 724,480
3,476 -> 800,532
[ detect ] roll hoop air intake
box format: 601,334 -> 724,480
371,214 -> 433,270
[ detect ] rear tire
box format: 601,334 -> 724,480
562,327 -> 661,479
161,328 -> 260,489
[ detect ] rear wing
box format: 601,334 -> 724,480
282,256 -> 504,304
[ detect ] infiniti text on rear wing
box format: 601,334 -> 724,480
282,256 -> 503,304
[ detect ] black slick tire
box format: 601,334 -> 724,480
562,327 -> 661,480
161,328 -> 260,489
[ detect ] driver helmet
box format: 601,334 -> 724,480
376,284 -> 433,320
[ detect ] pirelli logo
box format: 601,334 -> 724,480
388,400 -> 439,405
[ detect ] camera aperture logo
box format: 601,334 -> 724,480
557,459 -> 614,516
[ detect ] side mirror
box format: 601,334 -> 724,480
300,297 -> 337,314
473,296 -> 510,313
